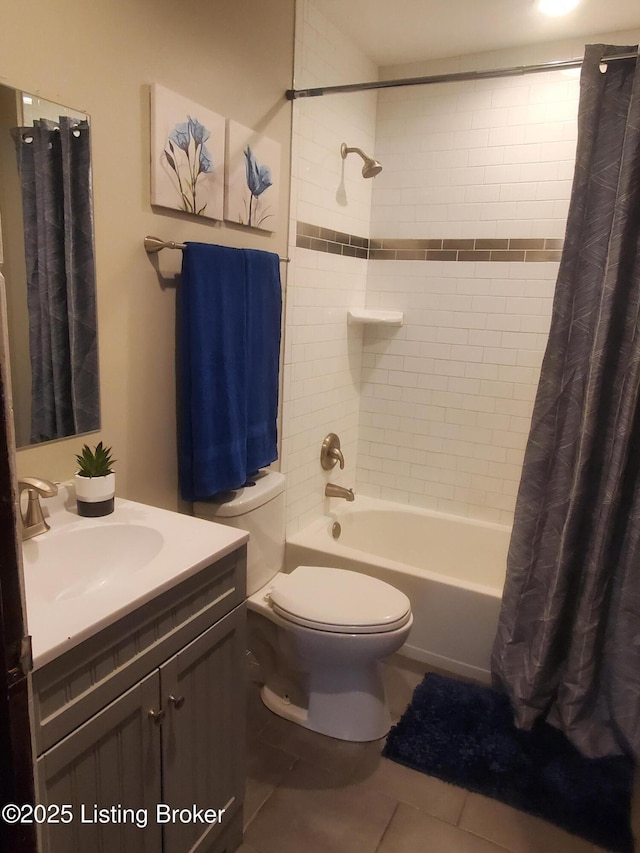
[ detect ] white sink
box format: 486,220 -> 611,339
22,484 -> 249,669
23,524 -> 165,602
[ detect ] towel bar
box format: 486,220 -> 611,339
144,235 -> 290,261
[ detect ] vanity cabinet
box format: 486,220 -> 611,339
32,547 -> 247,853
38,670 -> 162,853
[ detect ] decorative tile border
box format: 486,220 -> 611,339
369,237 -> 564,262
295,222 -> 563,262
295,222 -> 368,259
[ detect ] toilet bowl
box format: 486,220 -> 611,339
194,471 -> 413,741
249,565 -> 412,740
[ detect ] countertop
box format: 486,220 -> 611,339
22,487 -> 248,669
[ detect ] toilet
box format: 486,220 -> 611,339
194,470 -> 413,741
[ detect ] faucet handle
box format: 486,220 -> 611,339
18,477 -> 58,498
321,433 -> 345,470
329,446 -> 345,469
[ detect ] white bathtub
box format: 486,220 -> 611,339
285,496 -> 510,682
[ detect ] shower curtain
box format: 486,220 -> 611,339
13,116 -> 98,443
492,44 -> 640,760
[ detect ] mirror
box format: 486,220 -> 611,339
0,84 -> 99,448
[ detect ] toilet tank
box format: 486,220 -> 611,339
193,470 -> 285,596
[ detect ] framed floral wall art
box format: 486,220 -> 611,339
150,84 -> 225,220
224,120 -> 280,231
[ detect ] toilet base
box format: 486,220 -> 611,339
260,662 -> 392,742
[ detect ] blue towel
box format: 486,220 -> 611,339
244,249 -> 282,474
178,242 -> 281,501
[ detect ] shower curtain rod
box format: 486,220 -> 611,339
144,235 -> 291,262
285,50 -> 638,99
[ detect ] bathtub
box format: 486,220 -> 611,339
285,496 -> 511,683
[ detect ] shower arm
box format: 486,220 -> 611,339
342,144 -> 368,160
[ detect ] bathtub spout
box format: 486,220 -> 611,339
325,483 -> 355,502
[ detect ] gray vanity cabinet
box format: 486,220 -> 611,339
161,607 -> 246,853
33,548 -> 247,853
36,671 -> 163,853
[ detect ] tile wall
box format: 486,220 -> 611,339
357,70 -> 580,522
283,0 -> 376,533
360,260 -> 557,522
284,5 -> 640,531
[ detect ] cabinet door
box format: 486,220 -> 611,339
160,604 -> 246,853
37,671 -> 162,853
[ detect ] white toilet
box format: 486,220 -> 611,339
194,470 -> 413,741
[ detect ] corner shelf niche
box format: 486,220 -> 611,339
347,309 -> 404,327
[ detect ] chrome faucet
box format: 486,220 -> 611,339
325,482 -> 355,502
18,478 -> 58,540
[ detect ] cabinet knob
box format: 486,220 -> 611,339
148,708 -> 166,725
168,694 -> 185,710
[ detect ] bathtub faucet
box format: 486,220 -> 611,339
325,483 -> 355,502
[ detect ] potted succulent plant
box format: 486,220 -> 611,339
74,442 -> 117,517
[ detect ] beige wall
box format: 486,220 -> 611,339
3,0 -> 295,510
0,86 -> 31,447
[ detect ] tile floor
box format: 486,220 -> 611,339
239,658 -> 630,853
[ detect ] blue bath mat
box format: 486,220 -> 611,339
383,673 -> 634,852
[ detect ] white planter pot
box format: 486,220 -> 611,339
75,473 -> 115,517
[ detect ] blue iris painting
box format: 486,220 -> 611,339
243,146 -> 273,227
163,116 -> 214,215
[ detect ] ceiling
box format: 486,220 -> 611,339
312,0 -> 640,67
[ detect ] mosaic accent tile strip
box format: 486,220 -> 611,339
295,222 -> 369,259
295,222 -> 564,262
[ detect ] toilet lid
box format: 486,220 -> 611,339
269,565 -> 411,634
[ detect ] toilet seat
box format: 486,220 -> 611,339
269,565 -> 411,634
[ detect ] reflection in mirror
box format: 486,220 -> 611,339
0,86 -> 99,447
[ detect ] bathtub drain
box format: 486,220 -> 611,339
332,521 -> 341,539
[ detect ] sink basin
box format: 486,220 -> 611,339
23,524 -> 165,602
21,485 -> 250,670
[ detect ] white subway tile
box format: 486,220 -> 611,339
486,314 -> 522,332
479,379 -> 514,399
520,315 -> 552,334
450,344 -> 484,362
491,86 -> 529,108
436,327 -> 470,344
495,398 -> 533,417
470,473 -> 504,494
482,347 -> 520,365
448,377 -> 482,395
483,164 -> 523,184
497,365 -> 536,383
449,166 -> 486,186
430,390 -> 465,409
488,125 -> 526,147
459,395 -> 497,413
286,27 -> 576,527
432,359 -> 467,378
476,412 -> 510,430
465,362 -> 499,380
468,148 -> 505,167
471,295 -> 507,313
501,331 -> 539,349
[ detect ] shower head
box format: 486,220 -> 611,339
340,143 -> 383,178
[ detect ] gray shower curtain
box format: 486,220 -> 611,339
492,44 -> 640,760
13,115 -> 98,443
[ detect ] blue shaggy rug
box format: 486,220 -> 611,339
383,673 -> 634,852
